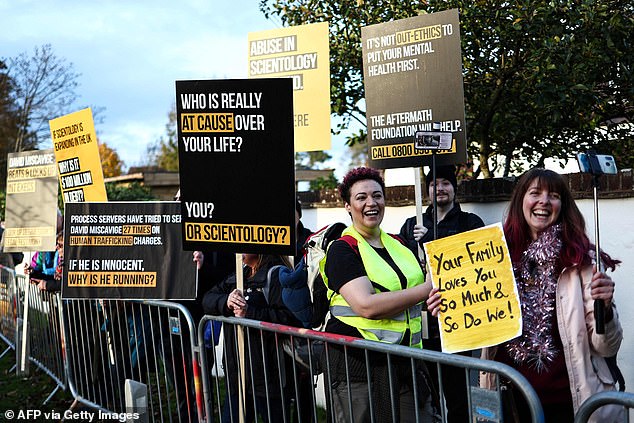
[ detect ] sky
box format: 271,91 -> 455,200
1,0 -> 353,172
1,0 -> 579,183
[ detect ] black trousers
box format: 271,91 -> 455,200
425,336 -> 472,423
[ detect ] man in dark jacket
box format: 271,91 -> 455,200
399,164 -> 484,423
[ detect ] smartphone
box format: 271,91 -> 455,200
576,153 -> 618,175
414,131 -> 453,151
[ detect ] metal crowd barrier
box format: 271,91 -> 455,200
574,391 -> 634,423
198,314 -> 545,423
0,265 -> 21,358
63,299 -> 202,423
0,265 -> 67,404
20,278 -> 66,403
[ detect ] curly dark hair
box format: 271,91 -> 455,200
338,167 -> 385,203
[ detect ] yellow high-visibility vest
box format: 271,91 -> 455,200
321,226 -> 424,348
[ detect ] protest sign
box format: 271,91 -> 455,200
176,78 -> 295,256
424,223 -> 522,353
3,149 -> 58,252
361,9 -> 467,169
49,107 -> 107,203
63,202 -> 196,299
249,21 -> 330,151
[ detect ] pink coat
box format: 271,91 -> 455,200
481,264 -> 625,422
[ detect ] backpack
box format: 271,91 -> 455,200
279,222 -> 348,330
277,222 -> 350,375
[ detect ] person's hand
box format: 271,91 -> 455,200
227,289 -> 246,316
413,224 -> 428,242
193,251 -> 204,270
37,280 -> 47,291
233,306 -> 247,318
24,263 -> 33,275
590,265 -> 615,308
426,286 -> 442,317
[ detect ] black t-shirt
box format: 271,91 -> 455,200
323,238 -> 409,341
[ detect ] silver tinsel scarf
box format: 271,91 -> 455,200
505,224 -> 562,372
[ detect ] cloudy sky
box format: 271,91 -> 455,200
1,0 -> 302,169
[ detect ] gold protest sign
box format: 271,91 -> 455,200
424,223 -> 522,353
248,22 -> 330,152
49,107 -> 107,202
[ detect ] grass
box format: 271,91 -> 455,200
0,341 -> 75,414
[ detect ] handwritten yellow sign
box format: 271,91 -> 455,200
424,223 -> 522,353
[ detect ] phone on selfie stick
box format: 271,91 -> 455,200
576,151 -> 617,334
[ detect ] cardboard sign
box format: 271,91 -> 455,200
176,78 -> 296,255
361,9 -> 467,169
49,107 -> 107,203
3,149 -> 59,252
248,22 -> 331,152
62,202 -> 196,299
424,224 -> 522,353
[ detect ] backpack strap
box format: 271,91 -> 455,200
339,233 -> 404,250
338,234 -> 359,253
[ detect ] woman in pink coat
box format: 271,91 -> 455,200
428,168 -> 624,422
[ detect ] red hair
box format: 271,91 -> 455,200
339,167 -> 385,204
504,169 -> 619,270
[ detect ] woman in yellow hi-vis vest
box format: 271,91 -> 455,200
321,167 -> 438,423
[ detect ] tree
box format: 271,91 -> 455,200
259,0 -> 633,177
6,44 -> 81,152
0,60 -> 21,191
98,141 -> 124,177
147,104 -> 179,171
106,182 -> 157,201
295,150 -> 332,169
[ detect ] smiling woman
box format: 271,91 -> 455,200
320,166 -> 438,422
428,168 -> 626,422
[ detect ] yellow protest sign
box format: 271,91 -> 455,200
49,108 -> 107,202
248,22 -> 331,152
424,223 -> 522,353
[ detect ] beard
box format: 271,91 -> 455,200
433,192 -> 454,207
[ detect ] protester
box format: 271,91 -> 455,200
27,231 -> 64,292
428,168 -> 624,422
202,253 -> 301,423
399,164 -> 484,423
321,167 -> 436,422
24,209 -> 63,286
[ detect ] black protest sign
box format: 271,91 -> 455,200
62,202 -> 196,299
361,9 -> 467,169
176,79 -> 296,255
4,149 -> 59,252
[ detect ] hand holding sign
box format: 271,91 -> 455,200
423,223 -> 522,353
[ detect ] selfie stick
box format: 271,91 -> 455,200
585,151 -> 606,334
431,122 -> 440,240
592,176 -> 605,334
